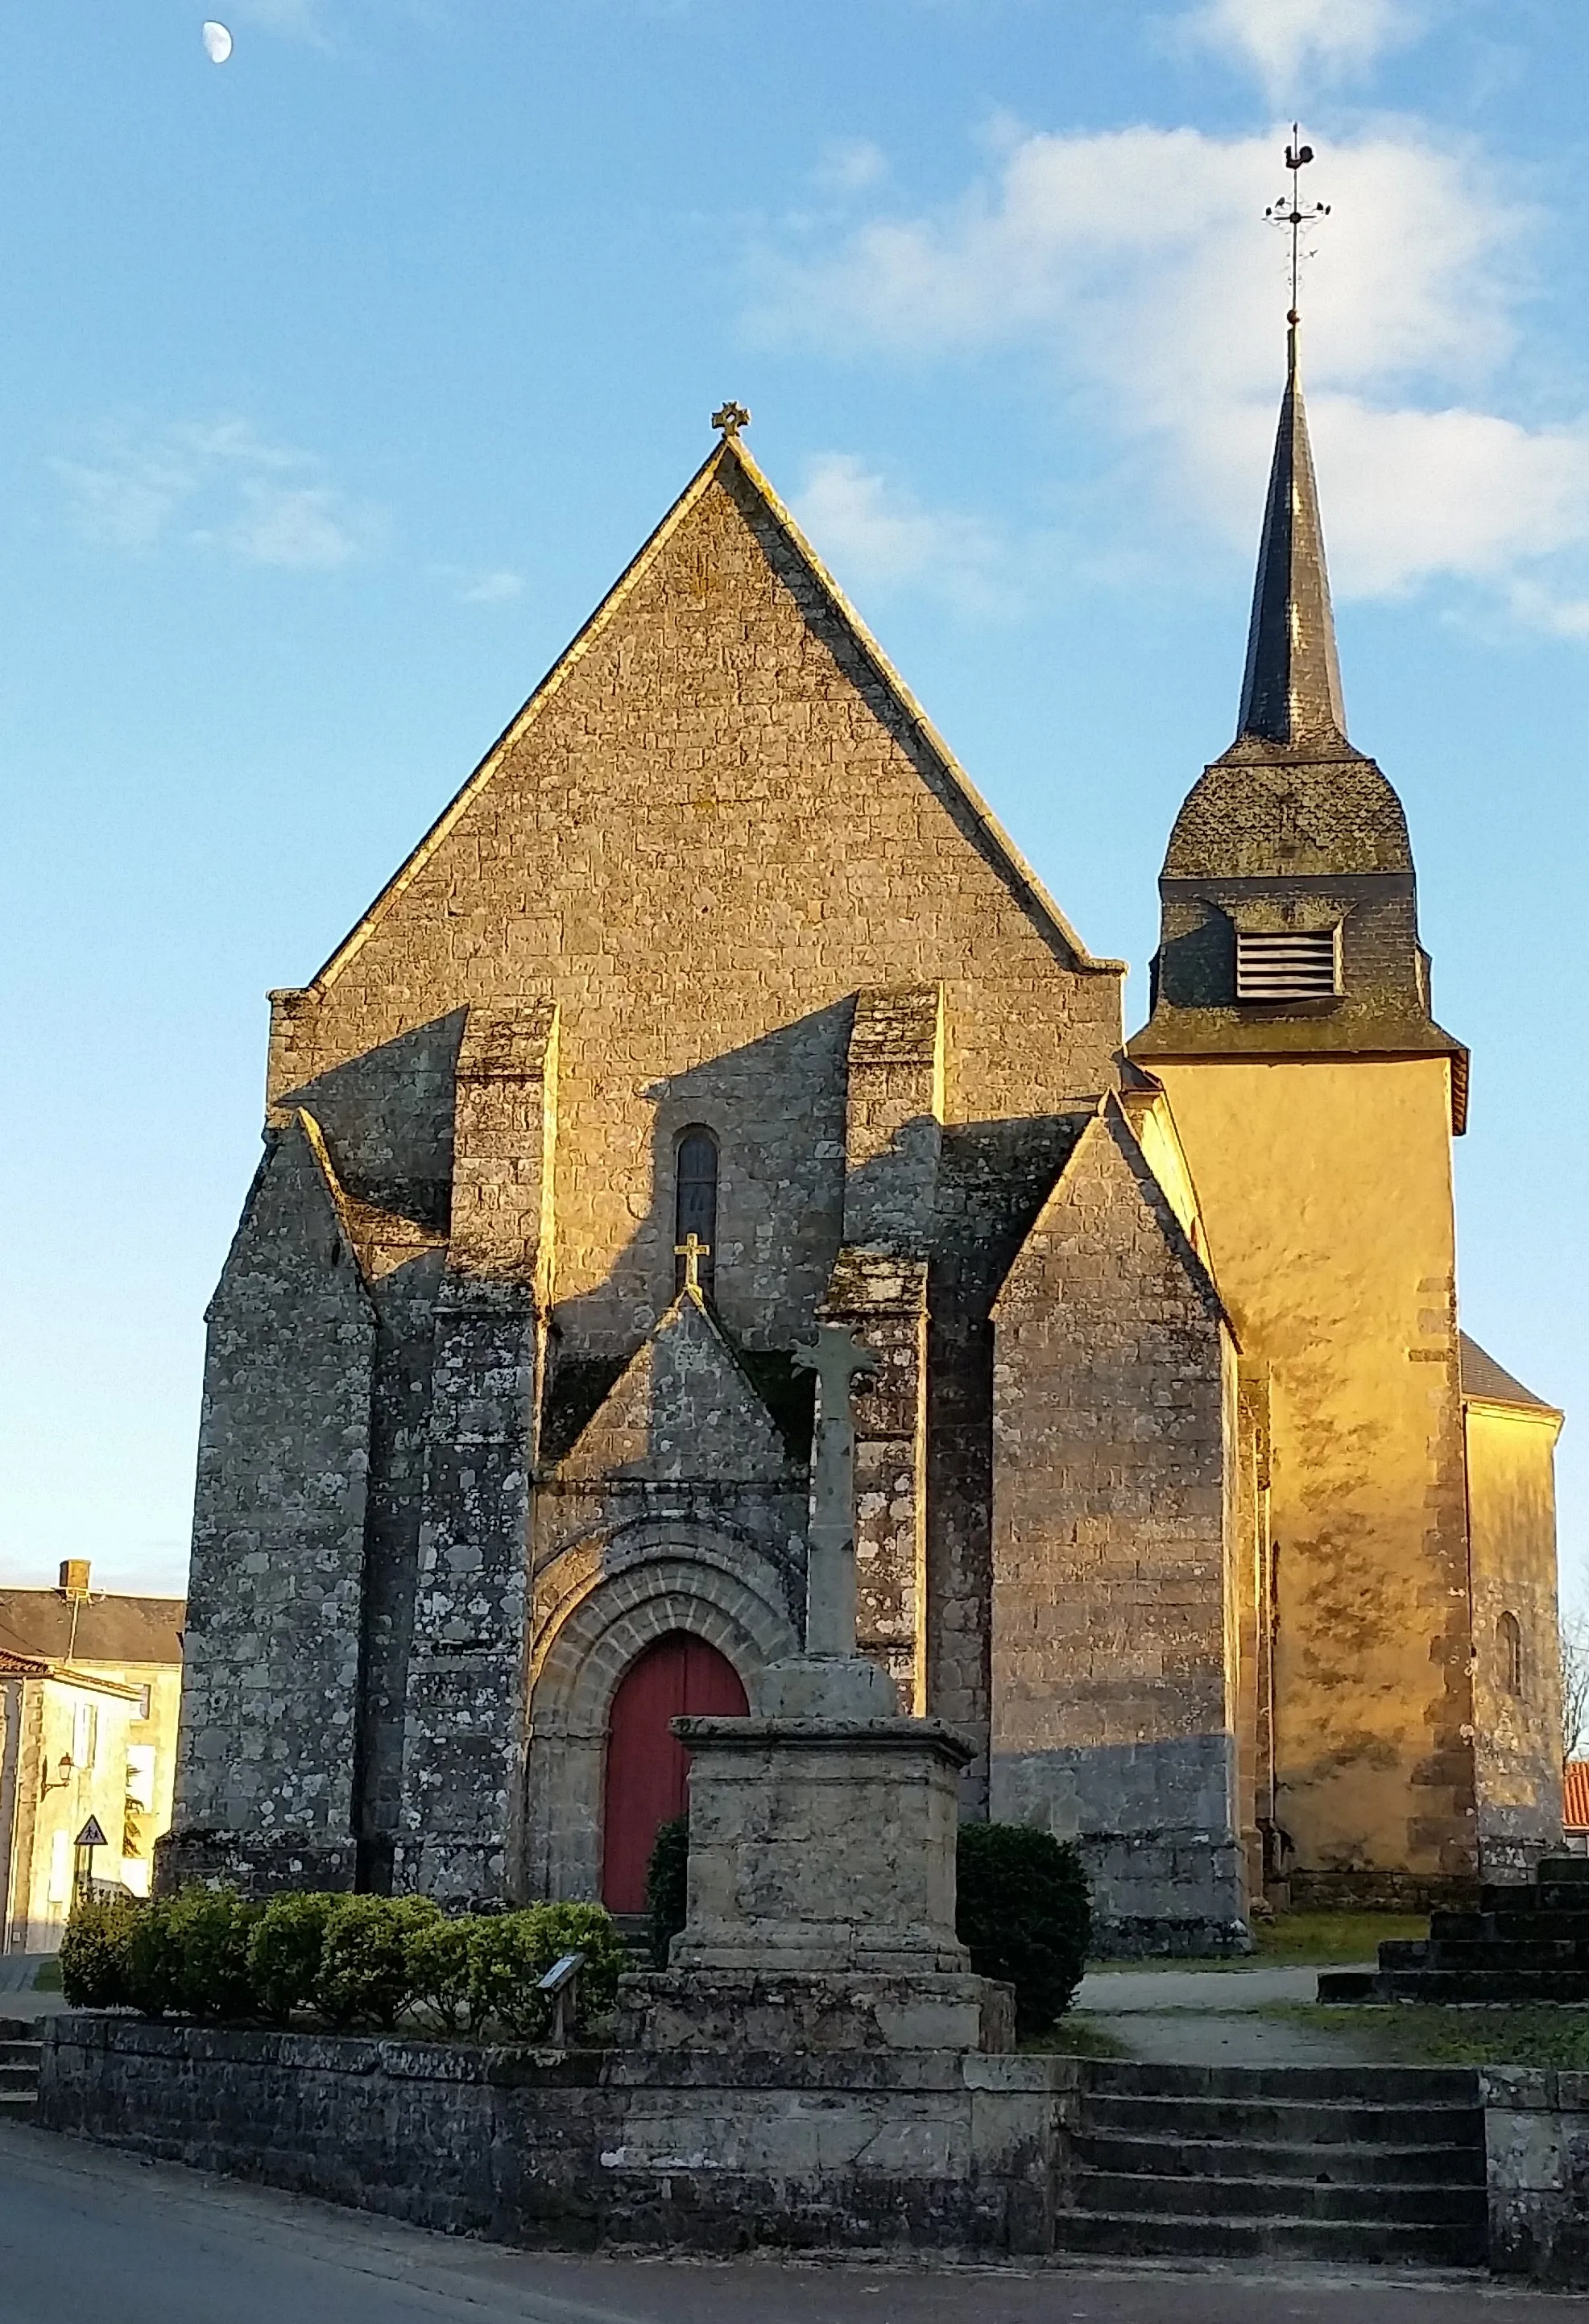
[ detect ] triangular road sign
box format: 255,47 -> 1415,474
75,1816 -> 109,1848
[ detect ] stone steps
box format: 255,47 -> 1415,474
1053,2210 -> 1487,2264
1056,2061 -> 1486,2268
610,1913 -> 655,1967
0,2020 -> 42,2119
1077,2130 -> 1487,2185
1322,1857 -> 1589,2004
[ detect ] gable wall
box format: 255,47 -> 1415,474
268,462 -> 1121,1362
988,1106 -> 1246,1953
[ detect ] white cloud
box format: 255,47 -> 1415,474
813,139 -> 889,196
792,452 -> 1003,612
231,0 -> 335,50
457,568 -> 524,604
760,123 -> 1589,615
1180,0 -> 1421,97
55,418 -> 372,570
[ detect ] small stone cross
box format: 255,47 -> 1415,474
711,401 -> 751,440
675,1234 -> 710,1299
792,1324 -> 879,1659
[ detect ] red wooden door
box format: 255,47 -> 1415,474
602,1633 -> 747,1911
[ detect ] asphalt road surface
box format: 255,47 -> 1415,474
1,2121 -> 1582,2324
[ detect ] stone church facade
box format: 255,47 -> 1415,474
163,352 -> 1564,1952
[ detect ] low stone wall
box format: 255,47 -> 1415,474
1483,2067 -> 1589,2288
37,2015 -> 1078,2257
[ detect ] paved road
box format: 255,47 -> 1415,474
1,2122 -> 1577,2324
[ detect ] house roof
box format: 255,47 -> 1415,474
1459,1333 -> 1558,1416
1565,1761 -> 1589,1833
0,1591 -> 184,1668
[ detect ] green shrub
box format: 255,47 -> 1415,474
645,1817 -> 689,1968
248,1892 -> 338,2022
165,1888 -> 263,2022
466,1902 -> 629,2037
405,1913 -> 474,2033
956,1823 -> 1091,2037
314,1894 -> 440,2031
124,1896 -> 184,2019
60,1891 -> 143,2009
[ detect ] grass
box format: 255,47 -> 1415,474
1085,1911 -> 1429,1973
1267,2001 -> 1589,2070
1250,1910 -> 1427,1966
32,1958 -> 61,1992
1020,2014 -> 1131,2059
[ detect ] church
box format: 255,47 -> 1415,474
163,341 -> 1564,1954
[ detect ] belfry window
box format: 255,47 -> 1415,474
1499,1610 -> 1525,1700
1235,925 -> 1341,1003
674,1127 -> 718,1299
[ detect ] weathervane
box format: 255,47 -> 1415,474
1265,127 -> 1330,322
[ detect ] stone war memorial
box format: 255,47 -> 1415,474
160,308 -> 1563,1959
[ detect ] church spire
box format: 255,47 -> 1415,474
1236,134 -> 1344,747
1235,316 -> 1347,746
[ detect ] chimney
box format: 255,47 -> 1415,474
59,1559 -> 91,1602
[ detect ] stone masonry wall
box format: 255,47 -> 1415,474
990,1097 -> 1246,1952
395,1006 -> 557,1904
167,1114 -> 374,1892
39,2013 -> 1074,2259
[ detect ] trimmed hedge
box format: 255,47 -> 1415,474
956,1823 -> 1091,2036
60,1886 -> 627,2041
640,1814 -> 1091,2036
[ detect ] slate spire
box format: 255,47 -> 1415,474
1235,318 -> 1347,746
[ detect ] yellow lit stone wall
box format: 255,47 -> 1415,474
1148,1052 -> 1475,1892
1467,1396 -> 1564,1872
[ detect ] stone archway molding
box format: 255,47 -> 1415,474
523,1530 -> 800,1903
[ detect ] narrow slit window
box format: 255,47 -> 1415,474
1235,926 -> 1340,1003
1499,1610 -> 1525,1699
674,1128 -> 718,1299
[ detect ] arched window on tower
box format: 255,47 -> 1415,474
674,1127 -> 718,1300
1498,1610 -> 1525,1700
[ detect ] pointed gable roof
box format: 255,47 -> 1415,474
1237,320 -> 1347,749
553,1287 -> 796,1484
307,432 -> 1120,994
1459,1332 -> 1561,1420
993,1094 -> 1231,1333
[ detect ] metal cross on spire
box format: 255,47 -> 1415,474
1265,127 -> 1330,323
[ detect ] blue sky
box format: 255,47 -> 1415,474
2,0 -> 1586,1604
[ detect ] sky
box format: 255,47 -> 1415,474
2,0 -> 1586,1608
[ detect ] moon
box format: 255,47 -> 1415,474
201,21 -> 234,63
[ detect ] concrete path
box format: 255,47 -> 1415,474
1074,1964 -> 1369,2067
0,1956 -> 70,2020
0,2121 -> 1558,2323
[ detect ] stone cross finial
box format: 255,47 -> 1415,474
711,401 -> 751,440
792,1324 -> 879,1658
675,1234 -> 710,1300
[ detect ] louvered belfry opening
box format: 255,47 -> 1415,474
1235,925 -> 1340,1003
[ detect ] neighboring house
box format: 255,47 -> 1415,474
1564,1764 -> 1589,1858
0,1565 -> 184,1950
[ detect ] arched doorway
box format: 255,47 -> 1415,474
601,1631 -> 747,1911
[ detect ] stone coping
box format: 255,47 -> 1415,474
43,2012 -> 1069,2091
672,1714 -> 975,1767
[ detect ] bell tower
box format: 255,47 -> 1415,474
1128,297 -> 1477,1906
